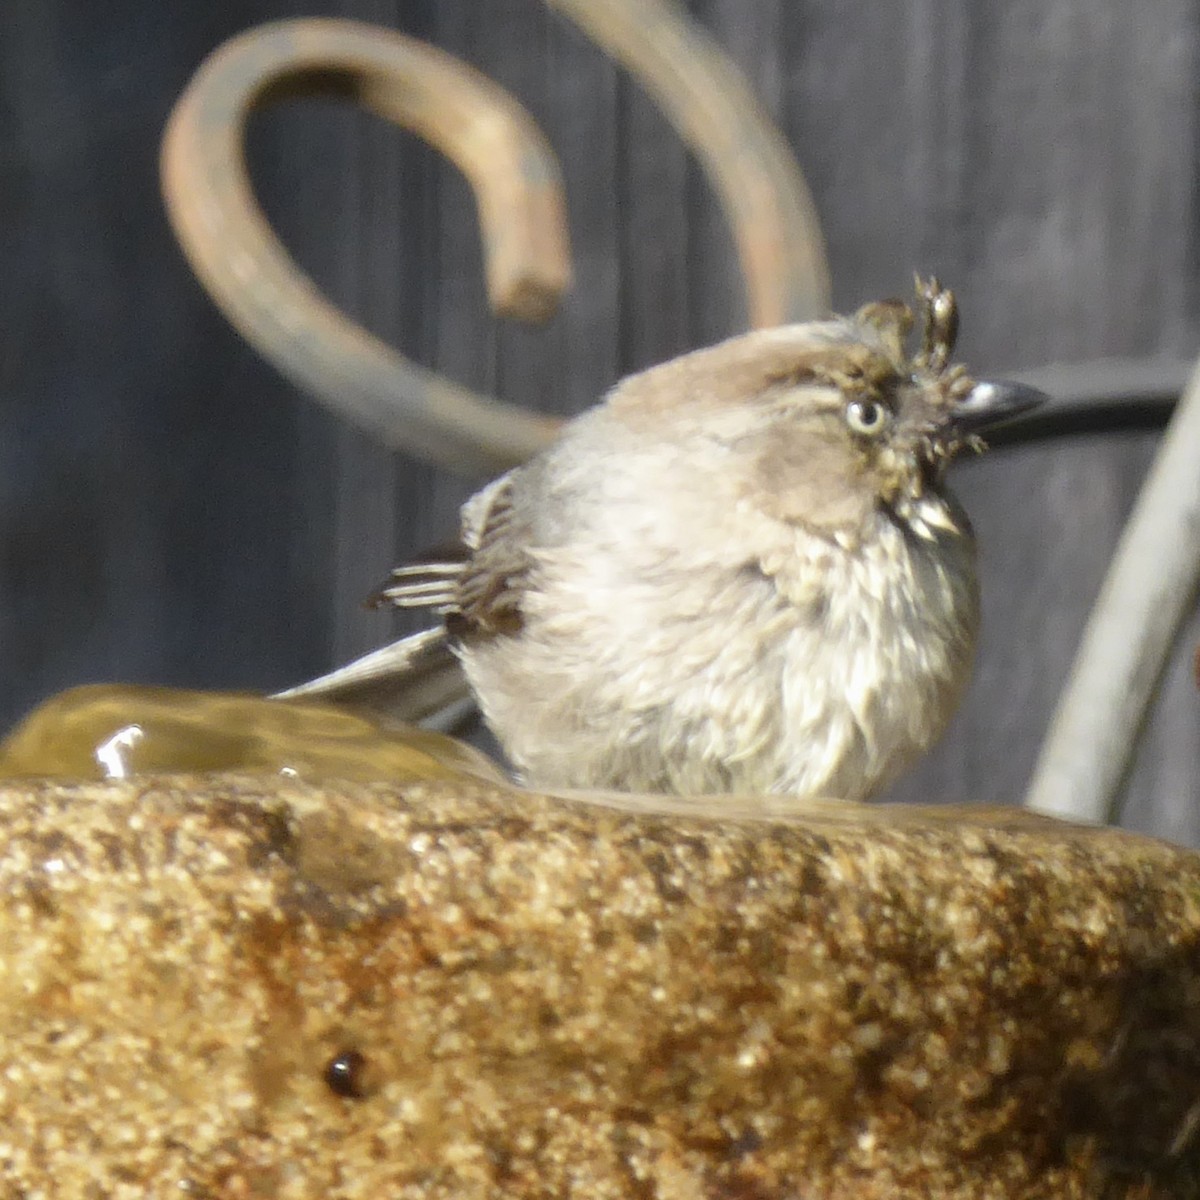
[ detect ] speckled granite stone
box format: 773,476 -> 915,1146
1,775 -> 1199,1198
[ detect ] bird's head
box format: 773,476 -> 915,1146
612,278 -> 1045,538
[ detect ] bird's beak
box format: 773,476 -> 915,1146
953,380 -> 1047,433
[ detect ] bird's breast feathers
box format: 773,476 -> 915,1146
460,490 -> 977,799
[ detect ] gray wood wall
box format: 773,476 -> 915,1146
2,0 -> 1198,838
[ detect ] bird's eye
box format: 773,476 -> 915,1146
845,398 -> 890,437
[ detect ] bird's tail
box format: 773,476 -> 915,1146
273,627 -> 472,732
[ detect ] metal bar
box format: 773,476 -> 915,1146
161,17 -> 570,476
1023,354 -> 1200,821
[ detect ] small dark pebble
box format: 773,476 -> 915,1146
324,1050 -> 369,1099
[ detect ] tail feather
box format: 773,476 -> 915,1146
273,627 -> 471,729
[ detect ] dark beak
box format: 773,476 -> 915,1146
953,380 -> 1047,433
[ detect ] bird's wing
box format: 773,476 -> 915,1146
372,470 -> 531,639
449,475 -> 531,637
373,555 -> 468,615
377,473 -> 532,638
277,471 -> 534,728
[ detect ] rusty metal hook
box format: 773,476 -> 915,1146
162,18 -> 570,475
547,0 -> 830,327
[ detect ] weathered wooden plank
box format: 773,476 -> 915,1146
535,7 -> 622,414
690,0 -> 786,343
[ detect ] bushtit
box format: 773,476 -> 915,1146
297,280 -> 1043,800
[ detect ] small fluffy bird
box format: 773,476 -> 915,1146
286,280 -> 1042,801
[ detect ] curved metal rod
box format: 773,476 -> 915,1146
547,0 -> 831,326
1023,352 -> 1200,822
162,18 -> 569,475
